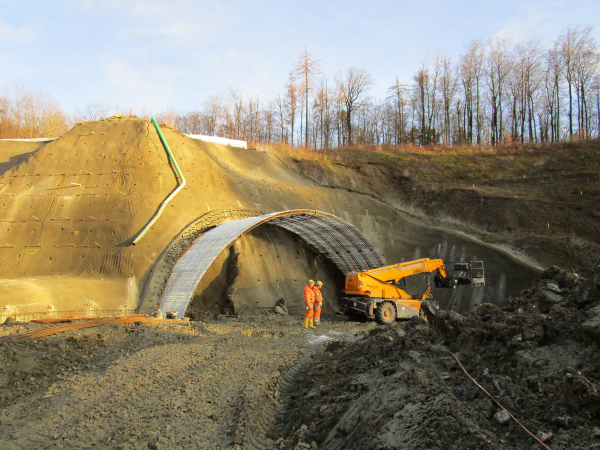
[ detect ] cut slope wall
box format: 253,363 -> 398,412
0,117 -> 540,320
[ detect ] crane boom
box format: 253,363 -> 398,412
340,258 -> 484,324
344,258 -> 453,300
362,258 -> 449,282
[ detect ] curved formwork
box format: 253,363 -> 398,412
158,210 -> 385,317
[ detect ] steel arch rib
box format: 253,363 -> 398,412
158,209 -> 385,318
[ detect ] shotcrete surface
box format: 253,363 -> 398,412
0,117 -> 538,319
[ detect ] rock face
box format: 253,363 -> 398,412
580,304 -> 600,339
0,117 -> 540,319
273,305 -> 287,315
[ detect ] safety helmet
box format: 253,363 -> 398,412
316,281 -> 323,286
308,279 -> 315,285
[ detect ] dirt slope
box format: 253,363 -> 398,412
270,142 -> 600,274
0,118 -> 540,320
280,266 -> 600,449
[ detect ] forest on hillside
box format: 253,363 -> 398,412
1,25 -> 599,148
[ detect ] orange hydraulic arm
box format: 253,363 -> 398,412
344,258 -> 451,300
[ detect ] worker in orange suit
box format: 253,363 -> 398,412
313,281 -> 324,326
303,279 -> 315,329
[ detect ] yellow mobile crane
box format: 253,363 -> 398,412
340,258 -> 484,324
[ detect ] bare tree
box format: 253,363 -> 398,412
0,88 -> 8,138
388,77 -> 408,145
459,40 -> 485,144
75,100 -> 113,122
437,53 -> 458,145
274,93 -> 288,143
155,109 -> 179,130
486,37 -> 511,145
594,74 -> 600,138
203,95 -> 222,136
413,68 -> 428,145
571,26 -> 600,138
294,48 -> 322,148
513,41 -> 544,143
0,84 -> 68,138
335,67 -> 373,145
556,26 -> 599,139
228,88 -> 244,139
545,42 -> 562,141
313,77 -> 331,149
285,74 -> 298,147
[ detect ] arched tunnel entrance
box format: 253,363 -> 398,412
157,210 -> 386,318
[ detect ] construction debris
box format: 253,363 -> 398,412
276,266 -> 600,449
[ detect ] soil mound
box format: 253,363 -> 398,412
1,118 -> 540,320
281,267 -> 600,449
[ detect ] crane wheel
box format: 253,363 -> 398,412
375,301 -> 396,325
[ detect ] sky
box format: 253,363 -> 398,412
1,0 -> 599,115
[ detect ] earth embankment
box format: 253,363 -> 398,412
1,118 -> 540,320
269,142 -> 600,275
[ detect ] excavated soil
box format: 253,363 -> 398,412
3,119 -> 598,449
1,117 -> 540,321
1,266 -> 599,450
281,266 -> 600,450
0,314 -> 376,450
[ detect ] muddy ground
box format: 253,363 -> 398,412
1,265 -> 599,450
0,313 -> 375,450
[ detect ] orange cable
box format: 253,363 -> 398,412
449,351 -> 552,450
15,317 -> 169,340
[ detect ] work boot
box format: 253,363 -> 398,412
309,319 -> 315,329
304,318 -> 309,328
314,320 -> 320,326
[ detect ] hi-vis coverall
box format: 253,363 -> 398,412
303,285 -> 315,319
313,286 -> 323,325
303,283 -> 315,329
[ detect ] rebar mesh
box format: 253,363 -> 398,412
159,210 -> 385,317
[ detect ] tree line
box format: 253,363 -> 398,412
2,25 -> 598,147
174,25 -> 599,148
0,84 -> 69,138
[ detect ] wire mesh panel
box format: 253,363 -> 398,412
158,210 -> 385,318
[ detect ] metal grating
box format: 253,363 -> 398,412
158,210 -> 385,317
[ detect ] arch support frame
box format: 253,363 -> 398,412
158,209 -> 385,318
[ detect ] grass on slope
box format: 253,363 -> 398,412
256,140 -> 600,273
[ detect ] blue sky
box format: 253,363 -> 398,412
1,0 -> 598,114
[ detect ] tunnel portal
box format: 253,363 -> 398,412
158,209 -> 386,318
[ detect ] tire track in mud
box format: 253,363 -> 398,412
0,317 -> 371,450
233,348 -> 317,450
233,330 -> 366,450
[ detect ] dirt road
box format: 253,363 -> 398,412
0,314 -> 372,450
1,264 -> 599,450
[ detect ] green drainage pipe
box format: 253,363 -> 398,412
132,118 -> 186,245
